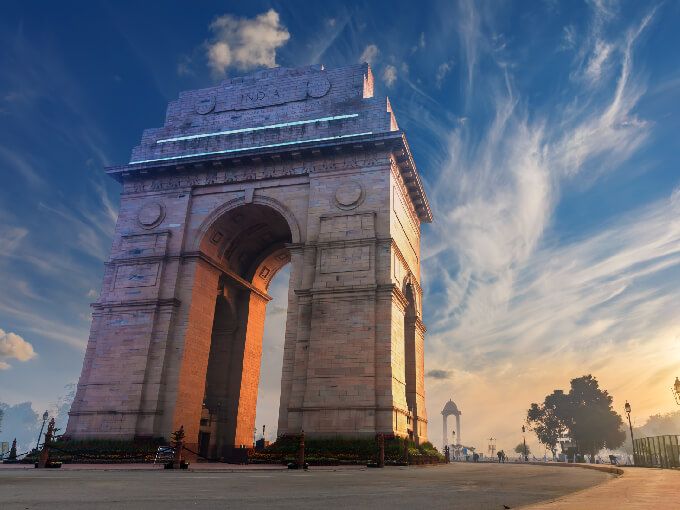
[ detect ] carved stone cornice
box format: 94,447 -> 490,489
92,298 -> 181,311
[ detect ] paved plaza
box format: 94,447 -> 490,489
0,462 -> 632,509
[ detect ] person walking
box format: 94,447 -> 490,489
497,450 -> 503,463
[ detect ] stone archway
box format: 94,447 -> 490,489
66,63 -> 433,455
190,203 -> 294,458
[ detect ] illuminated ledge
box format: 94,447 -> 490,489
106,131 -> 433,223
156,114 -> 360,144
129,132 -> 373,165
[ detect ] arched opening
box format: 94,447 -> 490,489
195,203 -> 292,459
254,265 -> 289,445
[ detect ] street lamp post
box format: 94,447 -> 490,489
36,411 -> 48,451
522,425 -> 527,461
672,377 -> 680,405
625,401 -> 635,462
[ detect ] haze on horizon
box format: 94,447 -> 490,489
1,1 -> 679,455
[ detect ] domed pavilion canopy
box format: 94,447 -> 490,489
442,399 -> 461,416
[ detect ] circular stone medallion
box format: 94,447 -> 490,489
307,77 -> 331,98
195,95 -> 216,115
334,182 -> 364,210
138,201 -> 165,229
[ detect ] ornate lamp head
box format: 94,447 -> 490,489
673,378 -> 680,405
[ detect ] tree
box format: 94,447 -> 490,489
527,375 -> 626,458
566,375 -> 626,458
9,438 -> 17,460
514,442 -> 531,455
527,390 -> 567,458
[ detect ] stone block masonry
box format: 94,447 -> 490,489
67,63 -> 433,456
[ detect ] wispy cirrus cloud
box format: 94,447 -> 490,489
435,61 -> 454,88
422,3 -> 666,450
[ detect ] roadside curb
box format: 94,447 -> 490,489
524,461 -> 624,476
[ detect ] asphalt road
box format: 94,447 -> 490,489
0,463 -> 613,509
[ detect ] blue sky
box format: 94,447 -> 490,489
1,1 -> 679,454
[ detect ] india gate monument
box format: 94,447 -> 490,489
66,63 -> 433,458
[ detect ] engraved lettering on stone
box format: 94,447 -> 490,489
104,312 -> 153,327
196,73 -> 330,115
119,233 -> 167,258
114,263 -> 160,288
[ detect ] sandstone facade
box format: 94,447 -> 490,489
66,64 -> 432,457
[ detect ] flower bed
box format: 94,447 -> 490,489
248,436 -> 445,466
21,437 -> 166,464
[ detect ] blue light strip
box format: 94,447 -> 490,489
129,132 -> 374,165
156,114 -> 360,144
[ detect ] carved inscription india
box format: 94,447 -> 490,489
194,74 -> 331,115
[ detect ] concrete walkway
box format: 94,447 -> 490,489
0,462 -> 609,509
519,465 -> 680,509
2,461 -> 678,508
0,462 -> 369,471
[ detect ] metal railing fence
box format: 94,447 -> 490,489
633,435 -> 680,469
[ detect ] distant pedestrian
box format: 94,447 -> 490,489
497,450 -> 503,463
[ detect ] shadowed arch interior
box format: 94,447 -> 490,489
197,204 -> 293,458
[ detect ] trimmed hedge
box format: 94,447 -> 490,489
249,435 -> 444,465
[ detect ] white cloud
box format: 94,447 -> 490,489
176,55 -> 193,76
206,9 -> 290,75
0,329 -> 36,369
584,40 -> 613,83
411,32 -> 426,53
561,25 -> 576,50
0,145 -> 42,186
435,61 -> 454,88
383,65 -> 397,87
0,225 -> 28,258
458,0 -> 481,92
359,44 -> 379,66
